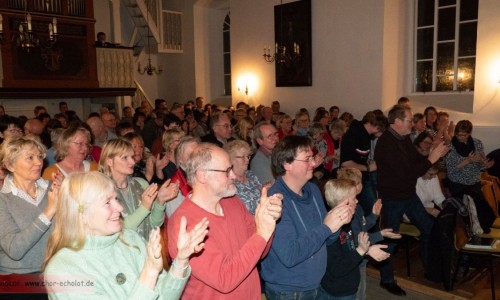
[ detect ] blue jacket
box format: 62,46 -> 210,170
261,176 -> 339,292
351,206 -> 383,246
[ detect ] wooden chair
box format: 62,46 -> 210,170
399,222 -> 421,277
492,217 -> 500,229
482,172 -> 500,205
481,180 -> 498,217
452,227 -> 500,300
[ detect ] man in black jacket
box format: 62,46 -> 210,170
375,104 -> 448,296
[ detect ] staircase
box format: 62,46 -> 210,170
122,0 -> 160,56
122,0 -> 183,56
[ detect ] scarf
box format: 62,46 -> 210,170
451,135 -> 475,157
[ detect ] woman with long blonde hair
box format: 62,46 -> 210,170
232,116 -> 255,148
44,171 -> 208,299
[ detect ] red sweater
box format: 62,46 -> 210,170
167,196 -> 271,299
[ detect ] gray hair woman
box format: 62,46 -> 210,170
223,140 -> 262,214
0,136 -> 62,299
44,171 -> 209,299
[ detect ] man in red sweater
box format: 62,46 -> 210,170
167,143 -> 283,299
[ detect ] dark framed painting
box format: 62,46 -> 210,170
274,0 -> 312,87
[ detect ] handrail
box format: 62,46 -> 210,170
132,79 -> 152,110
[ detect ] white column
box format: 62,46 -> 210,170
110,0 -> 122,45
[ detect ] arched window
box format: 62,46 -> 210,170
223,12 -> 231,96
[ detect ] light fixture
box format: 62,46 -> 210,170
237,85 -> 248,96
263,0 -> 300,64
137,0 -> 162,75
0,14 -> 3,42
13,0 -> 58,52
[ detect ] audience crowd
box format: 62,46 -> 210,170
0,97 -> 497,299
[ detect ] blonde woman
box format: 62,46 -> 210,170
277,114 -> 293,139
43,125 -> 98,180
0,136 -> 63,300
232,116 -> 255,148
99,138 -> 178,240
44,171 -> 209,300
157,128 -> 186,182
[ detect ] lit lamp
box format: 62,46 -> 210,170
48,18 -> 58,43
14,4 -> 59,52
237,85 -> 249,96
0,14 -> 3,42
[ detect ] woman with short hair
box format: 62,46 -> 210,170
444,120 -> 495,232
0,136 -> 62,300
224,140 -> 262,214
42,125 -> 98,180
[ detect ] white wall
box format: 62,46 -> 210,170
93,0 -> 112,42
156,0 -> 197,104
193,5 -> 228,104
230,0 -> 386,117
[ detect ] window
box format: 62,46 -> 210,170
415,0 -> 478,92
223,13 -> 231,96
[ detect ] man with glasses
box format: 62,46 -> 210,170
101,112 -> 118,139
375,104 -> 449,296
251,122 -> 280,184
167,143 -> 283,298
261,136 -> 353,299
340,110 -> 387,216
201,110 -> 233,147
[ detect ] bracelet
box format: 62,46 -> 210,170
172,258 -> 189,271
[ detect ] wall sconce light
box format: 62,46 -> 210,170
236,73 -> 258,98
237,85 -> 249,96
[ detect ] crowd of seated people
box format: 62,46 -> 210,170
0,96 -> 498,299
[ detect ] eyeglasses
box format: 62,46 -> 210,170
71,141 -> 91,148
6,128 -> 22,134
265,132 -> 279,139
205,165 -> 233,177
235,155 -> 252,160
294,156 -> 315,163
214,124 -> 231,130
403,118 -> 412,123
